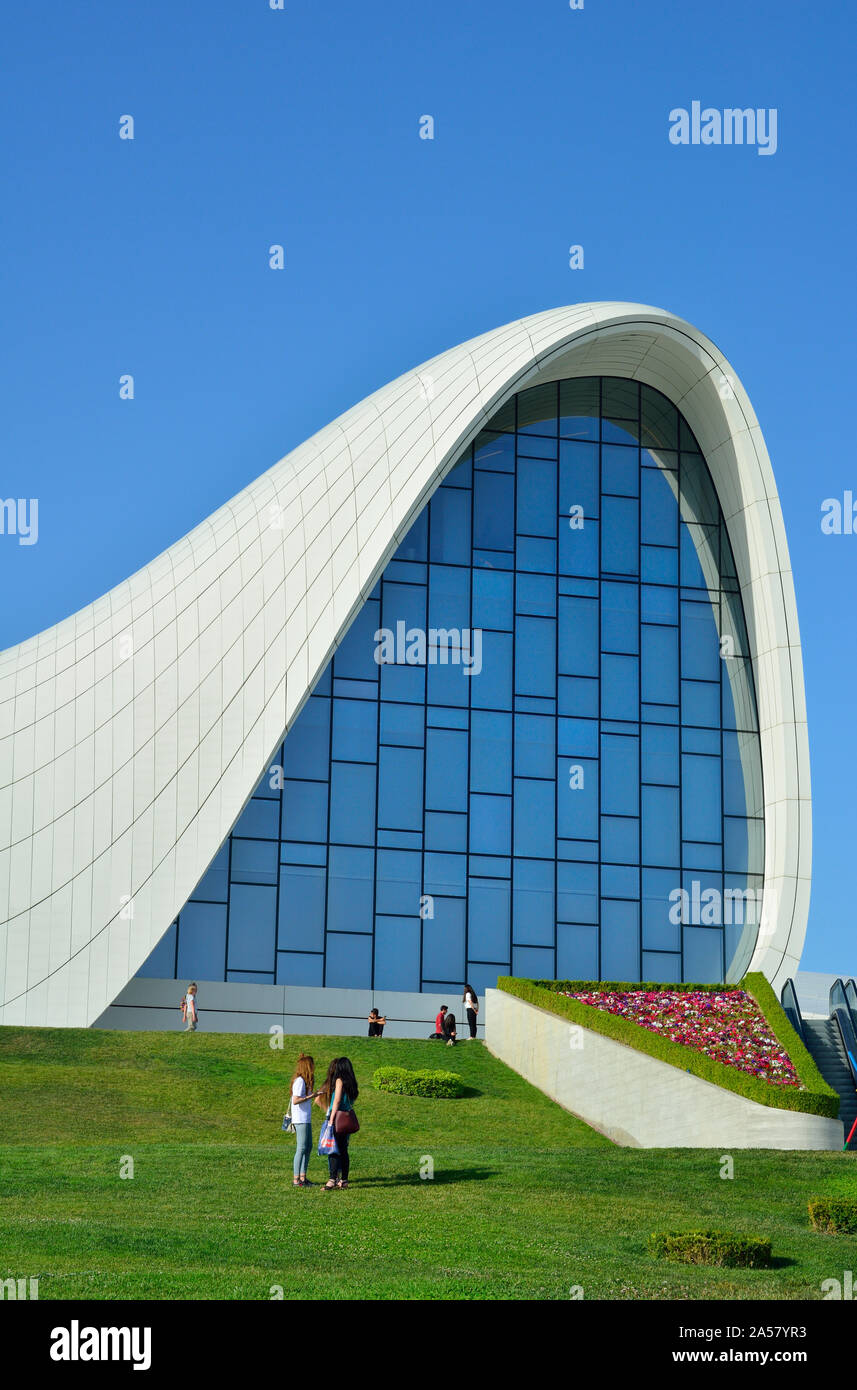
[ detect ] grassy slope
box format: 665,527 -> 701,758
1,1026 -> 855,1300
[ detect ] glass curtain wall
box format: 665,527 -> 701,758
138,378 -> 765,992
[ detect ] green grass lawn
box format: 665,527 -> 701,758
1,1025 -> 855,1300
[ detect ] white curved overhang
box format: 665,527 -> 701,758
0,303 -> 809,1025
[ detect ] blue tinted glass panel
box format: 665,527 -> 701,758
278,866 -> 325,951
325,933 -> 372,989
375,850 -> 421,915
558,596 -> 598,676
176,905 -> 226,979
422,897 -> 466,979
470,711 -> 512,793
423,852 -> 466,895
430,488 -> 471,564
374,917 -> 420,992
470,631 -> 513,710
517,458 -> 557,536
378,745 -> 424,831
473,569 -> 513,630
277,952 -> 323,987
513,779 -> 555,857
601,654 -> 639,720
601,496 -> 638,575
602,445 -> 639,496
283,697 -> 330,778
425,728 -> 468,811
515,714 -> 555,777
227,886 -> 276,973
641,626 -> 679,705
334,599 -> 380,681
512,859 -> 554,945
380,702 -> 424,746
642,785 -> 680,866
557,923 -> 598,977
601,581 -> 638,653
327,846 -> 374,930
515,616 -> 556,697
468,879 -> 510,960
601,735 -> 638,816
682,754 -> 722,842
470,794 -> 512,855
642,724 -> 679,784
600,900 -> 640,977
329,763 -> 375,844
231,839 -> 279,885
332,698 -> 378,762
234,798 -> 280,840
474,471 -> 514,551
282,780 -> 328,843
138,920 -> 177,977
557,757 -> 598,838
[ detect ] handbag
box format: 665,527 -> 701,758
334,1107 -> 360,1136
318,1119 -> 339,1156
282,1110 -> 296,1134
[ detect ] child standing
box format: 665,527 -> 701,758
181,983 -> 199,1032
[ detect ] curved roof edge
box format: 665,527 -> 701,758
0,303 -> 809,1024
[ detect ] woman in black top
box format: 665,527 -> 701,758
315,1057 -> 359,1189
442,1011 -> 457,1046
463,983 -> 479,1039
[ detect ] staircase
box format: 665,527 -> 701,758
802,1018 -> 857,1142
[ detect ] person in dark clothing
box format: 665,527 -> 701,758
442,1011 -> 457,1046
315,1057 -> 359,1190
463,983 -> 479,1039
367,1008 -> 386,1037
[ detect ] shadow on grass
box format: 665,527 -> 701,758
349,1166 -> 497,1188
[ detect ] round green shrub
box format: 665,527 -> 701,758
648,1230 -> 772,1268
373,1066 -> 465,1098
808,1197 -> 857,1234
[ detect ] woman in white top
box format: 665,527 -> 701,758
463,984 -> 479,1040
290,1053 -> 320,1187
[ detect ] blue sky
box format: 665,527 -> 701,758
1,0 -> 854,973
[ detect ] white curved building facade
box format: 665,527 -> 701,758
0,303 -> 810,1028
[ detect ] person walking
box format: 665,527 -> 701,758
289,1052 -> 319,1188
463,983 -> 479,1040
181,983 -> 199,1032
315,1057 -> 359,1190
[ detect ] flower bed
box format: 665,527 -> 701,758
562,988 -> 799,1087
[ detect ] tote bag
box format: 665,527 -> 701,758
318,1119 -> 339,1156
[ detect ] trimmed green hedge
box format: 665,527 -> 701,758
808,1198 -> 857,1234
496,973 -> 839,1118
648,1230 -> 772,1268
373,1066 -> 466,1099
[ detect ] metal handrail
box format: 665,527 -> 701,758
829,979 -> 857,1087
845,978 -> 857,1021
780,977 -> 805,1044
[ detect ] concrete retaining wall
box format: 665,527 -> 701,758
92,977 -> 483,1042
485,988 -> 843,1150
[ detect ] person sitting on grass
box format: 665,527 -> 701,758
442,1011 -> 457,1046
315,1058 -> 359,1191
367,1008 -> 386,1038
430,1004 -> 448,1039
